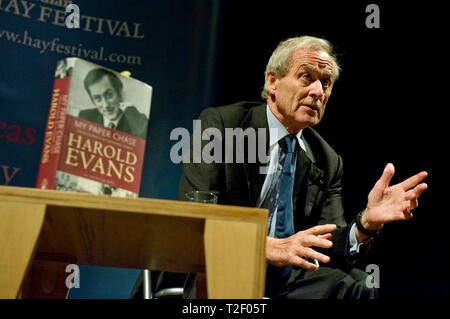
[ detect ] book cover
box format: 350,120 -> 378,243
36,58 -> 152,198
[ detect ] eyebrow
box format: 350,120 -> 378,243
92,88 -> 113,96
297,64 -> 333,79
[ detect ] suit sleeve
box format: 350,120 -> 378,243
78,108 -> 102,125
78,109 -> 88,120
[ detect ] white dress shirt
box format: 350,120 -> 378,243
257,105 -> 368,255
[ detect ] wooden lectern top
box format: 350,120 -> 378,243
0,186 -> 268,299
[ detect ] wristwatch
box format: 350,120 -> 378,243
355,211 -> 380,237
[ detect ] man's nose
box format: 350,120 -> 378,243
308,80 -> 324,99
97,96 -> 109,108
98,99 -> 107,108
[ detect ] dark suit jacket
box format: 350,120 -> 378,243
78,106 -> 148,139
179,101 -> 361,270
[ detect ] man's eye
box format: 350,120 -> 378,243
321,79 -> 331,88
104,90 -> 113,99
300,73 -> 312,81
93,96 -> 102,102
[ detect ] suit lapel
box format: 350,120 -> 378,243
92,109 -> 104,125
293,147 -> 310,216
304,163 -> 325,220
116,110 -> 131,133
294,132 -> 325,224
241,104 -> 268,206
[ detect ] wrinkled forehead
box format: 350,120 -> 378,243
290,47 -> 335,76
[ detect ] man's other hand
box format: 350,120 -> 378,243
360,163 -> 428,235
266,224 -> 337,271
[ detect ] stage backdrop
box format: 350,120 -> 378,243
0,0 -> 222,298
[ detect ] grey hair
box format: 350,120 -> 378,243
261,35 -> 341,99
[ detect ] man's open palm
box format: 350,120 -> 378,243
364,163 -> 428,230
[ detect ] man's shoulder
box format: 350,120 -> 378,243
123,105 -> 147,120
200,101 -> 265,128
78,108 -> 100,119
214,101 -> 263,113
303,127 -> 340,163
120,105 -> 148,139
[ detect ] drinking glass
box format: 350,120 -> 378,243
184,190 -> 218,204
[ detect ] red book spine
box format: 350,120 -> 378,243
36,77 -> 71,189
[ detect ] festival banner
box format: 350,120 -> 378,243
0,0 -> 222,298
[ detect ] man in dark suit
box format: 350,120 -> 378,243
179,35 -> 428,299
79,68 -> 148,139
132,35 -> 428,299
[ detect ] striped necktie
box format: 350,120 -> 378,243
264,134 -> 298,296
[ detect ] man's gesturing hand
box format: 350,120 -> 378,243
266,224 -> 337,271
361,163 -> 428,233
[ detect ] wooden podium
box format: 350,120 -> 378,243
0,186 -> 267,299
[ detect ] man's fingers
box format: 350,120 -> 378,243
305,248 -> 331,264
306,224 -> 337,235
402,210 -> 414,220
291,256 -> 319,271
405,183 -> 427,212
290,249 -> 330,270
377,163 -> 395,190
405,183 -> 428,200
303,234 -> 333,249
401,171 -> 428,191
409,198 -> 418,210
318,233 -> 333,241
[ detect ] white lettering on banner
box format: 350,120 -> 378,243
0,28 -> 143,65
0,0 -> 145,39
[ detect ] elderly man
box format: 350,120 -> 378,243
131,35 -> 428,299
79,68 -> 148,139
177,35 -> 428,299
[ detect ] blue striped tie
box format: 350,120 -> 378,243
265,135 -> 298,296
275,135 -> 297,238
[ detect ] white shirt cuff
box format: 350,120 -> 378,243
349,222 -> 373,254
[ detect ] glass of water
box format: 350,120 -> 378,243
184,190 -> 218,204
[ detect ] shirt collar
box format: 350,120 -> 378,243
266,104 -> 306,152
104,110 -> 123,128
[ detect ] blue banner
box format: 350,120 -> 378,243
1,0 -> 222,298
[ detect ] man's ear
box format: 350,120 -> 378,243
266,70 -> 278,94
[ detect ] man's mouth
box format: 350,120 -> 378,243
301,104 -> 319,111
